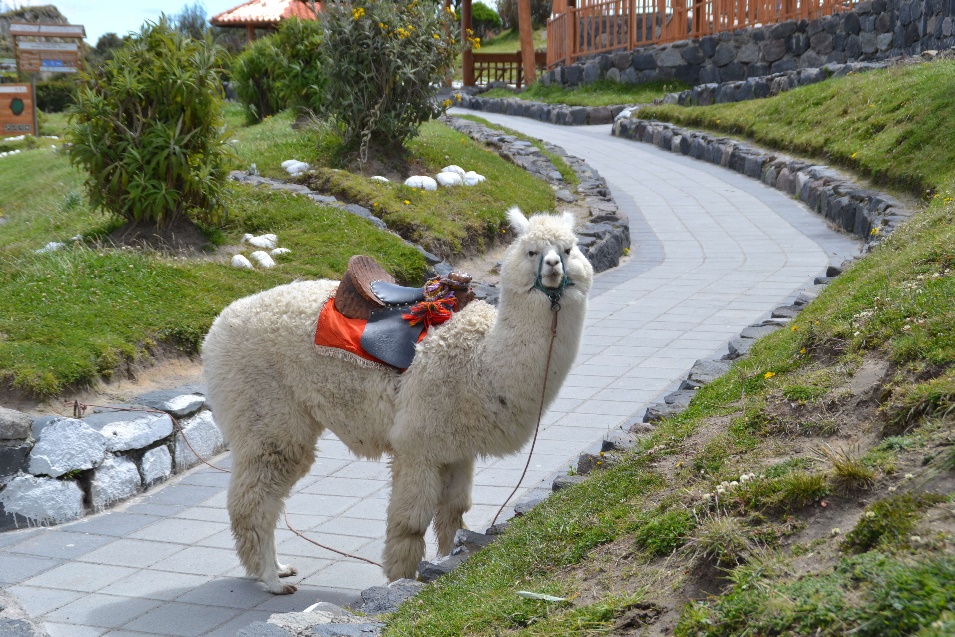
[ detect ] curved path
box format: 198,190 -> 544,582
0,114 -> 860,637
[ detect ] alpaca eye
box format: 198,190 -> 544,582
527,250 -> 538,257
563,248 -> 571,255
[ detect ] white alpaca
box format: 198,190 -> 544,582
201,208 -> 594,593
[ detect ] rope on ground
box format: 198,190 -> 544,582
283,510 -> 383,567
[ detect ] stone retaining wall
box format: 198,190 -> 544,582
0,390 -> 225,530
612,117 -> 915,243
540,0 -> 954,88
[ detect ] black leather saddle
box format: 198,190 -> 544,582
335,256 -> 473,369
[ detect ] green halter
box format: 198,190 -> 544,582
531,252 -> 574,310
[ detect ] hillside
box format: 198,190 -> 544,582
381,61 -> 955,637
0,4 -> 68,57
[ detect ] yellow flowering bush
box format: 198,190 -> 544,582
321,0 -> 462,163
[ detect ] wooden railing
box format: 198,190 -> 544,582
547,0 -> 855,67
472,51 -> 549,88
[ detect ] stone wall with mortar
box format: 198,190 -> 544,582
0,391 -> 226,531
540,0 -> 955,88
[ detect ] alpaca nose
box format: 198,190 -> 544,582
544,253 -> 561,269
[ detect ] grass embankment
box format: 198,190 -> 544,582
639,60 -> 955,198
481,79 -> 689,107
382,62 -> 955,637
0,105 -> 557,397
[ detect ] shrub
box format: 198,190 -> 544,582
68,19 -> 231,227
36,79 -> 77,112
232,17 -> 325,123
496,0 -> 552,30
470,1 -> 502,40
321,0 -> 461,163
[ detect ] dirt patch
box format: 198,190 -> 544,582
106,217 -> 212,255
3,353 -> 203,418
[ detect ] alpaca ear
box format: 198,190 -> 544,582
560,211 -> 575,231
507,206 -> 530,235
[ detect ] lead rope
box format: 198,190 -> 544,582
490,306 -> 560,526
63,400 -> 382,567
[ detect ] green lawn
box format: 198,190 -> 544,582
0,105 -> 557,397
638,60 -> 955,197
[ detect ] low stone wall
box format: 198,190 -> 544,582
0,390 -> 225,530
457,93 -> 633,126
612,117 -> 915,243
541,0 -> 954,88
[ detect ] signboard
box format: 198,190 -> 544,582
0,59 -> 16,72
8,23 -> 86,37
16,42 -> 81,73
0,84 -> 34,137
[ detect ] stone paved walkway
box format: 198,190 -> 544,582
0,113 -> 861,636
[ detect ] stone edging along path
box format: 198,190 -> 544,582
611,116 -> 916,243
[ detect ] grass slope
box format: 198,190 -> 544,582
1,106 -> 556,397
481,79 -> 689,107
638,59 -> 955,197
381,62 -> 955,637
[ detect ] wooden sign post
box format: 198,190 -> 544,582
7,22 -> 86,138
0,84 -> 34,136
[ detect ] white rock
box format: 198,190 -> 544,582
28,419 -> 107,477
442,165 -> 467,177
244,233 -> 278,249
250,251 -> 276,268
370,176 -> 390,183
404,175 -> 438,191
271,248 -> 292,257
614,108 -> 633,122
174,411 -> 225,471
232,255 -> 254,270
283,160 -> 310,176
463,171 -> 486,186
0,474 -> 85,525
99,413 -> 173,453
90,454 -> 141,510
141,446 -> 173,486
35,241 -> 65,254
436,172 -> 463,187
159,394 -> 205,419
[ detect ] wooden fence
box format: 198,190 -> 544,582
472,51 -> 549,88
547,0 -> 856,68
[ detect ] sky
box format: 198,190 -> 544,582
7,1 -> 243,45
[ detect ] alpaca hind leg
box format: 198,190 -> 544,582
229,438 -> 315,594
434,458 -> 474,556
383,458 -> 442,581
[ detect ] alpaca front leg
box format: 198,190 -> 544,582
384,459 -> 442,581
434,458 -> 474,556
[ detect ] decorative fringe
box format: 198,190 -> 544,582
313,345 -> 395,371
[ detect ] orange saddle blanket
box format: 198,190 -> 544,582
314,296 -> 426,370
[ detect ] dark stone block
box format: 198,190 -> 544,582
753,79 -> 770,98
770,20 -> 798,39
681,44 -> 706,64
716,83 -> 738,103
454,529 -> 497,552
771,57 -> 797,73
713,42 -> 737,66
699,35 -> 718,57
844,11 -> 862,34
569,107 -> 589,125
876,12 -> 893,33
598,54 -> 613,71
565,65 -> 583,85
700,63 -> 721,83
905,22 -> 920,46
720,61 -> 746,81
418,547 -> 469,582
613,51 -> 632,69
358,579 -> 425,615
807,18 -> 824,37
761,37 -> 788,62
674,63 -> 701,84
846,34 -> 863,57
0,442 -> 32,477
553,474 -> 586,491
811,31 -> 835,53
772,305 -> 801,319
900,2 -> 912,26
589,106 -> 613,125
748,62 -> 771,77
583,61 -> 601,84
737,80 -> 755,101
788,32 -> 810,55
632,52 -> 658,70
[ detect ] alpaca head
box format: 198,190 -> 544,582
500,207 -> 594,306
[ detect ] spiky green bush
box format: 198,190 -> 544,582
320,0 -> 460,163
232,16 -> 326,123
68,19 -> 231,227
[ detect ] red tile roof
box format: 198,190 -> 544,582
210,0 -> 322,27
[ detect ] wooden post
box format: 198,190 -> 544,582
566,0 -> 577,65
518,0 -> 536,86
246,24 -> 255,42
462,0 -> 475,86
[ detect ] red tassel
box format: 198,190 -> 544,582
403,296 -> 457,328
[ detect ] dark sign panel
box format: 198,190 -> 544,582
0,84 -> 34,136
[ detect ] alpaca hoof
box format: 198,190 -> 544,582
277,563 -> 298,578
267,581 -> 298,595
